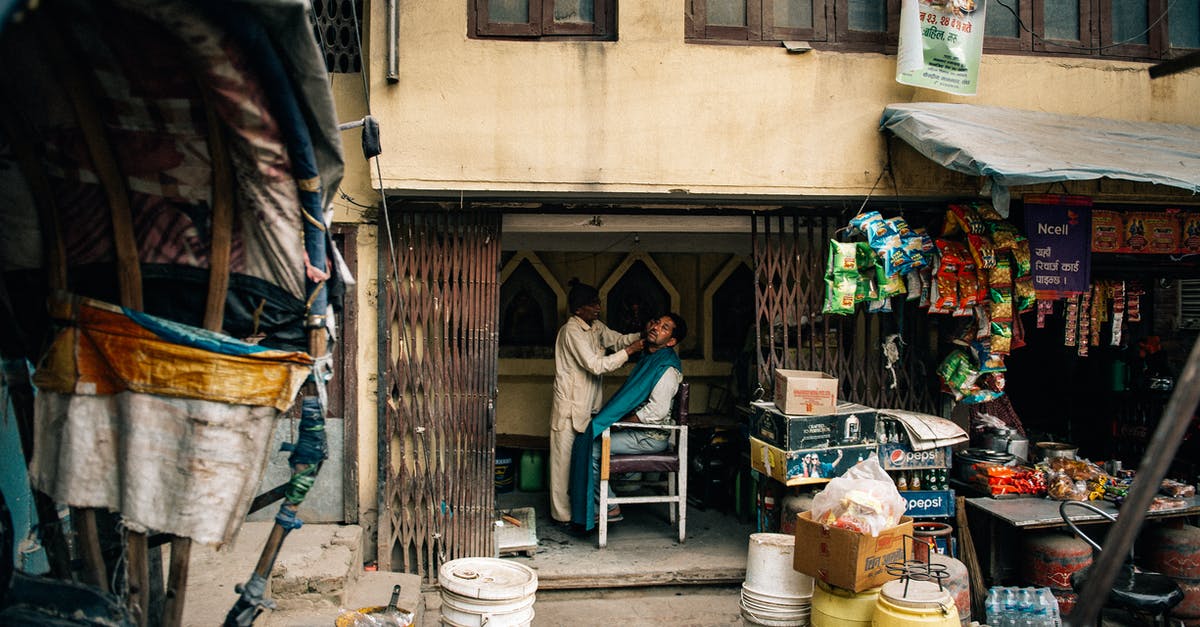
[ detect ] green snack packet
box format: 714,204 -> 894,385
827,240 -> 860,276
823,274 -> 858,314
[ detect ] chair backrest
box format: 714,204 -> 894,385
672,382 -> 689,426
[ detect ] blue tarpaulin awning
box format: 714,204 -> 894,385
880,103 -> 1200,214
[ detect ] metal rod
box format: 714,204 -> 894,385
1067,332 -> 1200,626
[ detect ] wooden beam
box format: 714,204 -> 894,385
201,95 -> 234,331
1149,50 -> 1200,78
127,532 -> 149,627
161,537 -> 191,627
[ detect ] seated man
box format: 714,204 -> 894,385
568,313 -> 688,529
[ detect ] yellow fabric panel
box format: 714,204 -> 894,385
34,297 -> 313,411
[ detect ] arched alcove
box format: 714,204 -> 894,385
498,251 -> 564,358
599,251 -> 679,335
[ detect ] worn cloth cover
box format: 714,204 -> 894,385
880,103 -> 1200,214
569,347 -> 682,529
33,296 -> 311,412
29,296 -> 311,545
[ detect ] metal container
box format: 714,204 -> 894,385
1034,442 -> 1078,462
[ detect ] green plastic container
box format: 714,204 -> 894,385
518,450 -> 546,492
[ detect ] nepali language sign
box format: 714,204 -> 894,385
896,0 -> 987,95
1023,195 -> 1092,298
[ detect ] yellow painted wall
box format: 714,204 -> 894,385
362,2 -> 1200,200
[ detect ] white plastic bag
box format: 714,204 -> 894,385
809,454 -> 906,537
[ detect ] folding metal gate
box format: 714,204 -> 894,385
378,209 -> 500,581
752,213 -> 939,413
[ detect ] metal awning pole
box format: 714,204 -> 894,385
1066,333 -> 1200,625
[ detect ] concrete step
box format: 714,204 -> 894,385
265,571 -> 425,627
182,523 -> 365,625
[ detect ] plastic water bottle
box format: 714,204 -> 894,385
986,587 -> 1003,626
1033,588 -> 1061,626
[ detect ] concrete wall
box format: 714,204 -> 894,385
362,1 -> 1200,200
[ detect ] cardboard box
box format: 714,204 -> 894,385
793,511 -> 914,591
774,369 -> 839,415
749,437 -> 877,486
751,400 -> 878,450
877,443 -> 952,470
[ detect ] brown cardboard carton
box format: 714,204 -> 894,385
792,511 -> 914,592
774,369 -> 838,416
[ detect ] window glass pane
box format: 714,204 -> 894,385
709,0 -> 748,26
776,0 -> 814,29
848,0 -> 886,32
1044,0 -> 1080,40
489,0 -> 529,23
1170,0 -> 1200,48
985,0 -> 1020,37
554,0 -> 595,23
1111,0 -> 1148,44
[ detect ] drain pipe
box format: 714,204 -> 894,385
386,0 -> 399,83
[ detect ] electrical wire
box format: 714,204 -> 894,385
989,0 -> 1181,53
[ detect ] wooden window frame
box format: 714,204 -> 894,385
1097,0 -> 1162,58
834,0 -> 891,44
472,0 -> 614,39
689,0 -> 764,41
763,0 -> 829,42
1030,0 -> 1090,54
984,0 -> 1034,52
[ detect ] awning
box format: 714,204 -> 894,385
880,103 -> 1200,214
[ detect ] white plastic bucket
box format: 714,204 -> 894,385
745,533 -> 814,599
438,558 -> 537,627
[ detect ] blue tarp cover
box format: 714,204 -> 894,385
880,103 -> 1200,213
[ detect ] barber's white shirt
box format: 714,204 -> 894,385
550,316 -> 640,433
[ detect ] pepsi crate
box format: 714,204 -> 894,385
902,490 -> 956,518
750,400 -> 878,451
877,442 -> 952,470
748,436 -> 878,486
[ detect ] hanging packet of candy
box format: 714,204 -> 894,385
1078,289 -> 1091,357
967,233 -> 998,269
1064,295 -> 1079,347
1111,281 -> 1125,346
1037,299 -> 1054,329
989,220 -> 1020,251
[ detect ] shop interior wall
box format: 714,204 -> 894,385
495,232 -> 753,443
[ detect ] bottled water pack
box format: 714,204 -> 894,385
985,586 -> 1061,627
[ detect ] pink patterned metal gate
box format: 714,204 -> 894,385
378,208 -> 500,581
752,212 -> 939,413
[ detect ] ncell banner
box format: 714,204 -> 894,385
896,0 -> 987,95
1023,195 -> 1093,298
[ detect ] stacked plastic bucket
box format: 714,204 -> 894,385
742,533 -> 813,626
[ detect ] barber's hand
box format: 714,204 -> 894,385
625,339 -> 645,355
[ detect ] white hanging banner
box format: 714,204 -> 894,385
896,0 -> 988,95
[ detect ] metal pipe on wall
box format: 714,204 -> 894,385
386,0 -> 399,82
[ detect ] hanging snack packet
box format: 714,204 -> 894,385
976,203 -> 1004,221
989,221 -> 1020,251
1037,299 -> 1054,329
967,233 -> 998,270
1015,276 -> 1036,313
828,240 -> 860,274
1111,281 -> 1125,346
868,295 -> 893,313
990,321 -> 1013,354
958,258 -> 980,307
905,271 -> 922,301
1064,295 -> 1079,347
932,243 -> 960,312
823,273 -> 858,315
947,204 -> 988,235
1010,308 -> 1027,351
918,267 -> 933,309
1011,237 -> 1032,278
970,339 -> 1006,373
850,211 -> 887,239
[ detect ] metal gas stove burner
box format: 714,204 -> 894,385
884,535 -> 950,598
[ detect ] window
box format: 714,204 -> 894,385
686,0 -> 1197,60
471,0 -> 615,39
687,0 -> 890,45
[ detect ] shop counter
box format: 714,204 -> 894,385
964,495 -> 1200,584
